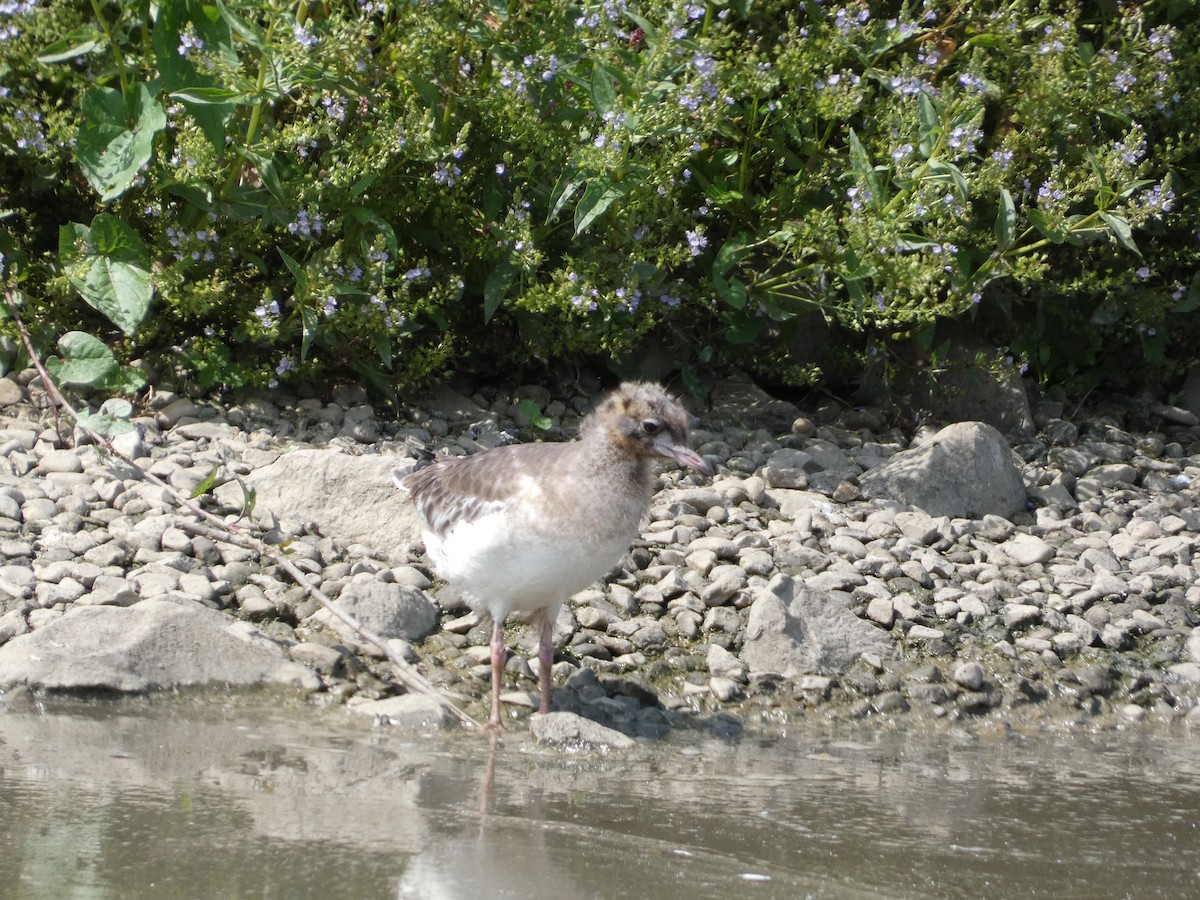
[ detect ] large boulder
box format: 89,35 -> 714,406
0,599 -> 321,692
858,421 -> 1026,519
740,574 -> 894,678
214,449 -> 422,554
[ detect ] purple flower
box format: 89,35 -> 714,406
293,24 -> 318,48
433,162 -> 461,186
178,25 -> 204,57
1111,71 -> 1136,94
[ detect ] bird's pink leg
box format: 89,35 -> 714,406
488,617 -> 506,730
538,616 -> 554,714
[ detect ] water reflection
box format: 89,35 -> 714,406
0,695 -> 1197,898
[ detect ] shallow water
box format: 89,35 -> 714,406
1,696 -> 1197,899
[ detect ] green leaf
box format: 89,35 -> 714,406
926,159 -> 969,199
917,91 -> 940,158
349,174 -> 379,198
1090,295 -> 1125,326
76,83 -> 167,202
518,398 -> 552,431
847,128 -> 872,179
1098,211 -> 1140,256
713,236 -> 751,310
36,27 -> 103,64
371,332 -> 393,369
189,463 -> 222,499
106,365 -> 149,395
590,61 -> 617,117
299,305 -> 320,362
894,234 -> 937,252
347,206 -> 398,261
234,479 -> 257,520
154,2 -> 237,152
724,314 -> 764,344
994,187 -> 1016,249
48,332 -> 118,386
680,364 -> 709,401
712,235 -> 750,278
1026,209 -> 1066,244
76,397 -> 136,437
168,87 -> 250,106
215,0 -> 265,50
715,276 -> 748,309
574,178 -> 624,235
484,257 -> 518,322
277,248 -> 309,291
547,175 -> 582,223
58,215 -> 153,336
1174,272 -> 1200,314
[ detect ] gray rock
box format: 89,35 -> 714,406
740,574 -> 895,678
707,643 -> 748,682
289,641 -> 344,674
701,565 -> 747,607
0,377 -> 26,407
1149,403 -> 1199,426
0,607 -> 29,644
0,599 -> 320,692
953,661 -> 984,691
866,597 -> 896,627
0,564 -> 35,599
1002,533 -> 1056,566
1168,663 -> 1200,685
37,449 -> 84,474
1003,603 -> 1042,629
907,624 -> 945,641
350,693 -> 448,728
321,580 -> 439,642
1086,463 -> 1138,487
530,710 -> 635,749
213,448 -> 424,553
157,398 -> 201,428
708,378 -> 801,431
859,422 -> 1026,519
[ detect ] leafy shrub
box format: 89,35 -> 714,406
0,0 -> 1196,400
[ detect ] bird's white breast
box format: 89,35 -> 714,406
423,477 -> 640,621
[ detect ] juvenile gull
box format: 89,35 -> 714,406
394,382 -> 713,729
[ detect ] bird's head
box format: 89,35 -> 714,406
589,381 -> 714,476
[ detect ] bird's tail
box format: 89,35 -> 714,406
392,447 -> 437,492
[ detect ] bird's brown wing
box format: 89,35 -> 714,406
394,443 -> 577,540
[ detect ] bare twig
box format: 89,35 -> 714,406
3,289 -> 480,730
175,520 -> 478,729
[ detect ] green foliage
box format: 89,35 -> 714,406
0,0 -> 1196,399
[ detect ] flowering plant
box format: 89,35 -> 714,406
0,0 -> 1195,399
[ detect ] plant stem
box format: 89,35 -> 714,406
219,17 -> 279,200
90,0 -> 129,100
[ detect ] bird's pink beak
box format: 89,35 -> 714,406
656,438 -> 714,476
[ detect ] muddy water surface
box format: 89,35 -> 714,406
1,696 -> 1197,899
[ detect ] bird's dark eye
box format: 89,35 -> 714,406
642,420 -> 661,435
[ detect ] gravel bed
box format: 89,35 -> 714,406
1,368 -> 1199,738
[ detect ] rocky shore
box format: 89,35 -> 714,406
1,369 -> 1199,739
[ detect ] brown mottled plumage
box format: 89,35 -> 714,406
394,382 -> 712,729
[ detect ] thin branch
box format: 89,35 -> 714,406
175,520 -> 478,729
4,290 -> 480,730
